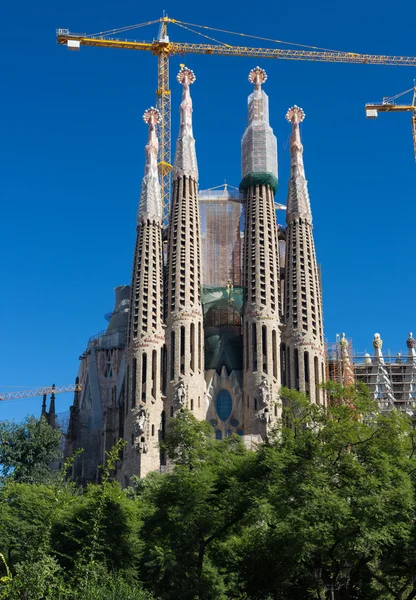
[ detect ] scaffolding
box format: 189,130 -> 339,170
199,185 -> 244,289
326,335 -> 416,411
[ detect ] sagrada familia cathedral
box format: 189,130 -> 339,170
63,66 -> 415,485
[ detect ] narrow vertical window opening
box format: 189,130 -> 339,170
141,353 -> 147,402
170,331 -> 175,381
294,348 -> 300,391
180,325 -> 185,375
132,359 -> 137,408
262,325 -> 267,373
252,323 -> 257,372
190,323 -> 195,373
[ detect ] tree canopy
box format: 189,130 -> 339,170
2,385 -> 416,599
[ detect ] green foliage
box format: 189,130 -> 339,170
3,388 -> 416,599
0,416 -> 63,484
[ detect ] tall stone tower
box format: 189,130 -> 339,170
241,67 -> 282,434
123,107 -> 165,479
165,67 -> 206,421
284,106 -> 325,404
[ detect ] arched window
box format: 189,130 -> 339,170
216,390 -> 233,421
215,430 -> 222,440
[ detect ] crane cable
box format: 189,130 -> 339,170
85,19 -> 160,39
385,86 -> 415,102
172,21 -> 233,48
171,19 -> 357,55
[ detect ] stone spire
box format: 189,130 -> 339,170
122,107 -> 165,481
368,333 -> 395,410
174,67 -> 198,180
403,333 -> 416,411
165,66 -> 206,424
41,393 -> 47,417
339,333 -> 354,386
138,107 -> 163,223
240,67 -> 278,193
284,106 -> 325,405
242,68 -> 282,436
48,384 -> 57,428
286,106 -> 312,220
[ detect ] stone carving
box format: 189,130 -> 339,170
136,408 -> 147,434
407,333 -> 416,349
259,377 -> 270,407
175,380 -> 187,407
364,353 -> 372,365
372,333 -> 383,350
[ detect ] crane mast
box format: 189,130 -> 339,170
56,17 -> 416,224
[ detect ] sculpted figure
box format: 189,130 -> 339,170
175,380 -> 186,406
259,377 -> 270,407
137,408 -> 147,434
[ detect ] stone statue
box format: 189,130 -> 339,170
136,408 -> 147,434
364,353 -> 372,365
259,377 -> 270,407
175,380 -> 186,406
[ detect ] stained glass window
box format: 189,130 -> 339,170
216,389 -> 232,421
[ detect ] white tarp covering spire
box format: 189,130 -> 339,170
241,67 -> 278,180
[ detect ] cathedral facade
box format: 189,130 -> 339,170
65,66 -> 326,484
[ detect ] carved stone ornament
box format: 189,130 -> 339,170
407,333 -> 416,349
372,333 -> 383,350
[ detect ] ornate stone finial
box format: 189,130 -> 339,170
248,66 -> 267,90
286,105 -> 305,125
364,353 -> 372,365
138,106 -> 162,223
174,66 -> 198,180
142,106 -> 160,126
407,332 -> 416,349
373,333 -> 383,350
177,65 -> 196,86
339,333 -> 348,348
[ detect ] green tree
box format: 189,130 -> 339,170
139,410 -> 260,600
230,385 -> 416,599
0,417 -> 63,484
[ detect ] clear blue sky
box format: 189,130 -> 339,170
1,0 -> 415,422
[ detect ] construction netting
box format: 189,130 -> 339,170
241,89 -> 278,190
199,187 -> 245,372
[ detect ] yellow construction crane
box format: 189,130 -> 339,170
57,16 -> 416,225
0,383 -> 82,402
365,86 -> 416,160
